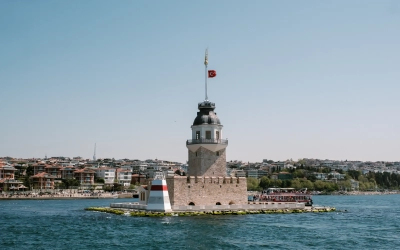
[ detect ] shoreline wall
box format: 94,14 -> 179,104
165,176 -> 247,206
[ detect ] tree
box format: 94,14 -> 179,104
293,170 -> 305,178
348,170 -> 361,180
62,178 -> 80,189
259,176 -> 271,190
26,165 -> 34,177
300,179 -> 314,190
247,177 -> 260,191
95,178 -> 105,184
314,180 -> 325,191
291,179 -> 302,189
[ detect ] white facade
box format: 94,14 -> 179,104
191,124 -> 223,141
117,170 -> 132,186
95,167 -> 115,184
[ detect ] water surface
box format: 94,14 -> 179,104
1,195 -> 399,249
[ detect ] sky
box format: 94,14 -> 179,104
1,1 -> 399,163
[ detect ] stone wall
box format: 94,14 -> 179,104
188,147 -> 226,177
166,176 -> 247,206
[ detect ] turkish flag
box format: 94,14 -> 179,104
208,70 -> 217,78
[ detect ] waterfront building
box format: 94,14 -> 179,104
131,174 -> 147,185
164,52 -> 247,206
73,168 -> 95,185
45,164 -> 62,178
116,168 -> 132,187
60,166 -> 76,179
95,167 -> 115,185
0,164 -> 17,179
0,178 -> 25,192
32,162 -> 48,175
30,172 -> 56,190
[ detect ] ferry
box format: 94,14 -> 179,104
253,188 -> 313,206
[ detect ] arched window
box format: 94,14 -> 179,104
216,202 -> 221,205
229,201 -> 235,205
189,202 -> 195,206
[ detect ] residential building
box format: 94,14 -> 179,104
45,165 -> 62,178
246,169 -> 259,178
95,167 -> 115,185
116,169 -> 132,187
30,172 -> 57,190
61,166 -> 76,179
0,165 -> 17,179
74,168 -> 95,185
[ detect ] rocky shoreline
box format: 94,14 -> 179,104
85,206 -> 337,217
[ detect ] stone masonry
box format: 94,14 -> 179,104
188,147 -> 227,177
166,176 -> 247,206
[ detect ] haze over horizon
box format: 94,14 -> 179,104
1,1 -> 399,163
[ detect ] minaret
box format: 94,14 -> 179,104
186,50 -> 228,177
93,143 -> 96,161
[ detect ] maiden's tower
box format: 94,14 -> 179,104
165,50 -> 247,206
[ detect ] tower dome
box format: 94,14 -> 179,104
193,101 -> 221,126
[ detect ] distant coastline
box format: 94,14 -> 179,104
0,192 -> 133,200
0,196 -> 114,200
333,191 -> 400,195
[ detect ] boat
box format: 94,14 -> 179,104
255,188 -> 313,206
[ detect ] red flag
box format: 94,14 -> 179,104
208,70 -> 217,78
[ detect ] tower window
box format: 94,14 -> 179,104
206,131 -> 211,139
216,151 -> 220,156
196,131 -> 200,140
216,131 -> 220,140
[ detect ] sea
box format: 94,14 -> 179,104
1,195 -> 399,250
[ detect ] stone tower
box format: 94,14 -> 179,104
165,50 -> 247,207
186,100 -> 228,177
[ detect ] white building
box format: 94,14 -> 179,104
246,170 -> 259,178
95,167 -> 115,185
116,169 -> 132,187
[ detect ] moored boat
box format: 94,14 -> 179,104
253,188 -> 313,206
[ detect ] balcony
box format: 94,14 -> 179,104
186,139 -> 228,145
186,139 -> 228,153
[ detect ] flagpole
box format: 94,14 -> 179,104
204,49 -> 208,101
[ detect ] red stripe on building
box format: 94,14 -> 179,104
151,185 -> 168,191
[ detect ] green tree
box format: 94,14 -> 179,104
300,179 -> 314,190
259,176 -> 271,190
95,178 -> 105,184
293,170 -> 305,178
247,177 -> 260,191
314,180 -> 325,191
62,178 -> 80,189
307,175 -> 317,182
291,179 -> 302,189
26,165 -> 34,177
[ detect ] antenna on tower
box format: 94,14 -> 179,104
93,143 -> 96,161
204,48 -> 208,101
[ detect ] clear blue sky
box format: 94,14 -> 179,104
1,1 -> 399,163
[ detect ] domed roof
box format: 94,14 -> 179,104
193,101 -> 221,126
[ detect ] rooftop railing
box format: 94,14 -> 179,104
186,139 -> 228,145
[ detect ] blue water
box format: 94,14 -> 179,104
1,195 -> 399,249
